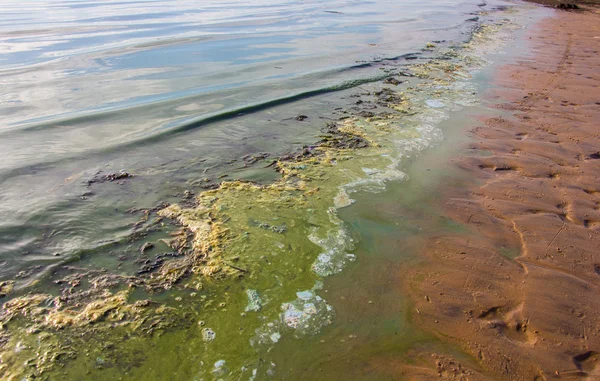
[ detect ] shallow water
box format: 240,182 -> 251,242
0,1 -> 552,380
0,0 -> 488,280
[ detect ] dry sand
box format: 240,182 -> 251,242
402,5 -> 600,380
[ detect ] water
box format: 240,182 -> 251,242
0,1 -> 549,380
0,0 -> 490,281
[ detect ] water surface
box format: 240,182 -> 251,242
0,0 -> 490,281
0,1 -> 547,379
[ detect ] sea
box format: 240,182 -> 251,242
0,1 -> 549,379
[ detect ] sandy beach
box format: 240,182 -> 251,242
1,2 -> 598,379
404,4 -> 600,380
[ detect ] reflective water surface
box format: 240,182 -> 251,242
0,0 -> 486,283
0,1 -> 547,380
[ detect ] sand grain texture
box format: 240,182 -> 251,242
404,8 -> 600,380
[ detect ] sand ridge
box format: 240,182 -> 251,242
403,7 -> 600,380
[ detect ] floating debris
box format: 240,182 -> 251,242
140,242 -> 154,253
87,170 -> 134,186
243,152 -> 270,165
202,328 -> 216,342
383,77 -> 403,85
333,188 -> 354,208
270,332 -> 281,343
0,280 -> 14,298
245,289 -> 263,312
256,221 -> 288,234
213,359 -> 228,375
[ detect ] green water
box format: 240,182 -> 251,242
0,6 -> 550,380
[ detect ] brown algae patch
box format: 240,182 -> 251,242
155,124 -> 381,280
0,13 -> 521,380
0,281 -> 15,298
0,121 -> 385,380
0,289 -> 186,380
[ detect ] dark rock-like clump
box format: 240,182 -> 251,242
87,171 -> 134,186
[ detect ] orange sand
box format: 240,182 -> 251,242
403,7 -> 600,380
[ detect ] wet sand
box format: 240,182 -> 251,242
403,5 -> 600,380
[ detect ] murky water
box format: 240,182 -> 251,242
0,1 -> 552,380
1,0 -> 488,280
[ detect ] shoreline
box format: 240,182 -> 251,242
1,4 -> 589,379
0,6 -> 525,380
404,5 -> 600,379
